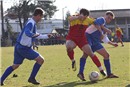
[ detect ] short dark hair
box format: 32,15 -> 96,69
33,7 -> 44,16
105,11 -> 115,19
79,8 -> 89,16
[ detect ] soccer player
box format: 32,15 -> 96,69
78,11 -> 119,81
0,8 -> 51,85
115,25 -> 124,46
66,8 -> 108,81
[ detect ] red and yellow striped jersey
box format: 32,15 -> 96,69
68,17 -> 94,37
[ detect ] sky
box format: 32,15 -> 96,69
2,0 -> 130,19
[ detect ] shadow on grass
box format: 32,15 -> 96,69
44,78 -> 107,87
44,81 -> 95,87
22,84 -> 42,87
23,85 -> 39,87
22,78 -> 107,87
125,84 -> 130,87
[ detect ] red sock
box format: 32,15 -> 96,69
67,50 -> 74,60
91,55 -> 101,67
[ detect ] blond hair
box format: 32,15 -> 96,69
105,11 -> 115,19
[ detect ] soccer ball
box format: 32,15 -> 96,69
89,71 -> 100,82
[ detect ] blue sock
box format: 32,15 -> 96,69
29,63 -> 41,79
79,57 -> 86,74
104,59 -> 111,75
1,66 -> 14,83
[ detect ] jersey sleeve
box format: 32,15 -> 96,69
36,34 -> 49,39
94,17 -> 105,26
24,23 -> 35,37
102,34 -> 110,43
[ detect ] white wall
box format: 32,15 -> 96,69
2,19 -> 63,33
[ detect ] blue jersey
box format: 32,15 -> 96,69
14,18 -> 40,64
85,17 -> 106,52
17,18 -> 36,47
85,17 -> 106,42
94,17 -> 106,26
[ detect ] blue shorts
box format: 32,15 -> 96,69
14,43 -> 39,64
86,33 -> 103,52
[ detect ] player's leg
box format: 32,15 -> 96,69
83,34 -> 106,76
0,44 -> 23,86
119,37 -> 124,46
82,44 -> 106,76
82,45 -> 103,70
77,53 -> 88,81
28,55 -> 44,85
66,40 -> 77,71
22,48 -> 44,85
96,48 -> 119,78
66,40 -> 76,61
0,64 -> 20,86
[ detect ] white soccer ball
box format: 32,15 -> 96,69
89,71 -> 100,82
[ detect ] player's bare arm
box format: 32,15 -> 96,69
101,25 -> 112,34
68,14 -> 84,22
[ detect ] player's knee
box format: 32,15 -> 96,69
104,53 -> 110,59
82,53 -> 88,58
12,64 -> 20,70
66,43 -> 76,51
36,56 -> 44,65
40,58 -> 44,65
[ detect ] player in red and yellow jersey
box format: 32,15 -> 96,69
115,25 -> 124,46
65,8 -> 106,81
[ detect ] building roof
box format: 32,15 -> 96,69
90,9 -> 130,18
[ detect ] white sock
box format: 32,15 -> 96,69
72,59 -> 75,62
98,66 -> 103,71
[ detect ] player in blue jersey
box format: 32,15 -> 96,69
78,11 -> 119,81
0,8 -> 51,85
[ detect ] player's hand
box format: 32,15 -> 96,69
113,43 -> 118,47
78,14 -> 84,20
106,29 -> 111,34
33,33 -> 40,37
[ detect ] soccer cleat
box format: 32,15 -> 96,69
77,73 -> 86,81
72,61 -> 76,71
0,82 -> 4,86
107,74 -> 119,78
0,83 -> 4,86
0,79 -> 4,86
100,70 -> 107,77
28,78 -> 40,85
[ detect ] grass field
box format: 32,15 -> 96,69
0,42 -> 130,87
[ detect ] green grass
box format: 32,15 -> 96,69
0,42 -> 130,87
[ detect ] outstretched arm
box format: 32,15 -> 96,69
68,14 -> 84,22
36,33 -> 52,39
102,33 -> 118,47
